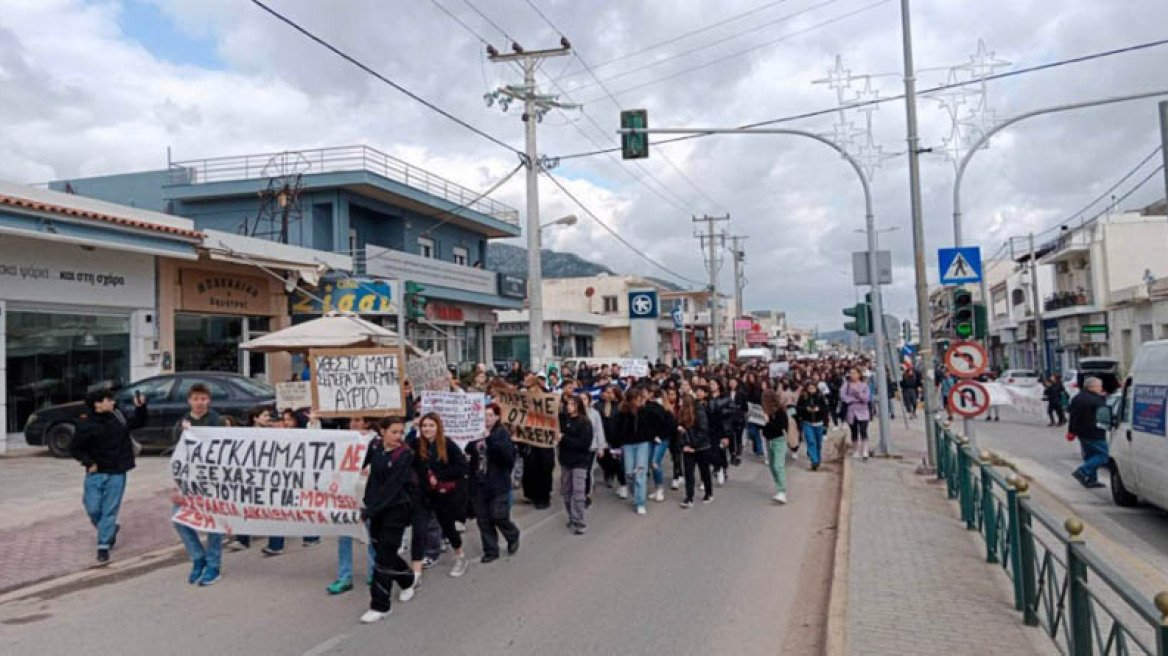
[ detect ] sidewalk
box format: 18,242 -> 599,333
843,420 -> 1056,655
0,452 -> 179,594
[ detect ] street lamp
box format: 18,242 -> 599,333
540,214 -> 578,231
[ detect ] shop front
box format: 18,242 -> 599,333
409,302 -> 495,370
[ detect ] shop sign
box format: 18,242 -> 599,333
0,235 -> 153,308
365,245 -> 494,296
425,303 -> 465,324
496,322 -> 527,336
181,269 -> 272,315
498,274 -> 527,300
1082,324 -> 1108,343
746,332 -> 769,345
291,275 -> 397,315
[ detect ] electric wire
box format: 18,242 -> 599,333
429,0 -> 488,44
461,0 -> 518,43
249,0 -> 521,156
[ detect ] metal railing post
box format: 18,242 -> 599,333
947,431 -> 959,499
1155,591 -> 1168,655
958,441 -> 975,529
1065,518 -> 1093,656
1017,488 -> 1039,626
934,422 -> 945,481
1007,476 -> 1025,612
980,451 -> 997,563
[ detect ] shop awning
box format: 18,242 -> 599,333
203,230 -> 353,286
239,311 -> 423,355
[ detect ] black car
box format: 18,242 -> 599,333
24,372 -> 276,457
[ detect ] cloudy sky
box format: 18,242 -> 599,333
3,0 -> 1168,329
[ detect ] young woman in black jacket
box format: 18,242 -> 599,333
405,413 -> 470,595
361,416 -> 419,624
596,385 -> 626,495
619,388 -> 651,513
706,379 -> 731,486
467,404 -> 520,563
725,377 -> 749,466
678,389 -> 715,507
796,383 -> 830,471
558,395 -> 594,534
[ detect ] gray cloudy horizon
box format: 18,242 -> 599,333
3,0 -> 1167,330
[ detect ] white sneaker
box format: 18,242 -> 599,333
616,485 -> 629,499
635,506 -> 647,515
360,609 -> 390,624
399,573 -> 420,602
791,452 -> 800,462
716,471 -> 726,486
454,521 -> 466,534
449,555 -> 469,578
773,493 -> 787,504
653,489 -> 665,502
670,477 -> 682,490
862,449 -> 870,461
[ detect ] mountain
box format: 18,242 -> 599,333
486,242 -> 616,279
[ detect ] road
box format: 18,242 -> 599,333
955,406 -> 1168,600
0,457 -> 839,656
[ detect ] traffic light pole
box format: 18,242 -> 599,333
624,126 -> 890,453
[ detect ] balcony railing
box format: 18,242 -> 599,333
1045,290 -> 1093,312
166,146 -> 520,226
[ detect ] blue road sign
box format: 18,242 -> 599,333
628,290 -> 659,319
938,247 -> 983,284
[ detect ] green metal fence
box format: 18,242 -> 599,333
934,421 -> 1168,655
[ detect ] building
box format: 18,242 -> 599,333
492,310 -> 608,368
539,275 -> 681,363
50,145 -> 524,369
661,289 -> 715,363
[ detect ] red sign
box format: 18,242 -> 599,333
948,380 -> 990,418
425,303 -> 464,323
746,332 -> 769,345
944,341 -> 988,379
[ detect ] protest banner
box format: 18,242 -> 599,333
170,426 -> 368,537
406,352 -> 449,392
309,347 -> 404,418
1002,383 -> 1046,417
276,381 -> 312,411
495,388 -> 561,448
620,358 -> 650,378
421,391 -> 486,446
768,361 -> 789,379
747,402 -> 767,426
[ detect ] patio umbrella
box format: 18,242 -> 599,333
239,312 -> 423,356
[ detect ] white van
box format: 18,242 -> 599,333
736,347 -> 773,363
1108,340 -> 1168,510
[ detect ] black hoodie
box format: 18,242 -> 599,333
72,404 -> 147,474
363,443 -> 417,527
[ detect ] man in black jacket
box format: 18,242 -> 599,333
1069,377 -> 1109,488
72,388 -> 146,564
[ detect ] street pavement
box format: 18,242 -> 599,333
957,407 -> 1168,602
0,455 -> 838,656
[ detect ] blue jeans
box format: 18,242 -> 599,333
650,439 -> 671,487
173,508 -> 223,571
83,472 -> 126,549
337,534 -> 376,581
802,423 -> 825,467
622,442 -> 652,508
1074,439 -> 1109,483
747,424 -> 763,456
267,535 -> 320,551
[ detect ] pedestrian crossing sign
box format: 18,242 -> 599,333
938,247 -> 982,284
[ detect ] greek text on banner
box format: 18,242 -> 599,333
421,391 -> 486,447
310,347 -> 404,417
495,389 -> 561,448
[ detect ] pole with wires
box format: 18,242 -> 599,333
694,215 -> 730,363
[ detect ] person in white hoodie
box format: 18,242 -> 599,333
581,393 -> 608,508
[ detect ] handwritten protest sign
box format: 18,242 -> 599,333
309,347 -> 404,418
495,388 -> 561,448
748,402 -> 767,426
276,381 -> 312,411
421,391 -> 486,447
170,427 -> 368,537
406,352 -> 449,392
620,358 -> 650,378
768,362 -> 789,379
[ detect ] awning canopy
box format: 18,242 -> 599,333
239,312 -> 423,355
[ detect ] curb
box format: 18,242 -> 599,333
0,544 -> 185,606
824,454 -> 854,656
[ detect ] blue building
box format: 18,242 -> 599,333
51,145 -> 526,368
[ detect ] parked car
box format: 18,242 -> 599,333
999,369 -> 1039,386
24,372 -> 275,457
1076,357 -> 1122,395
1107,342 -> 1168,511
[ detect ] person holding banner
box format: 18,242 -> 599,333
360,416 -> 421,624
329,416 -> 380,596
469,403 -> 521,563
407,414 -> 471,588
559,395 -> 594,534
171,383 -> 229,585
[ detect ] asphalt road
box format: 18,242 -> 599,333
0,456 -> 839,656
957,408 -> 1168,600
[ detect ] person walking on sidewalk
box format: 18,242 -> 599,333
1069,377 -> 1109,489
797,382 -> 829,471
171,383 -> 229,586
841,368 -> 872,460
559,395 -> 594,534
360,416 -> 420,624
762,389 -> 789,504
899,369 -> 921,420
1045,374 -> 1068,426
469,403 -> 520,563
73,388 -> 147,565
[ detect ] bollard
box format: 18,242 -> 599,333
1017,481 -> 1039,627
1065,518 -> 1092,656
1155,591 -> 1168,656
980,451 -> 997,564
1006,476 -> 1024,612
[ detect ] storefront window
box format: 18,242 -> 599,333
175,314 -> 243,373
6,311 -> 130,432
409,323 -> 485,369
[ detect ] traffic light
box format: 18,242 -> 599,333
405,281 -> 427,320
843,302 -> 872,336
620,109 -> 649,159
973,302 -> 988,339
952,287 -> 974,339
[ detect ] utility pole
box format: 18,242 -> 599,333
1029,232 -> 1046,375
488,42 -> 574,374
899,0 -> 938,469
729,235 -> 747,350
694,215 -> 730,363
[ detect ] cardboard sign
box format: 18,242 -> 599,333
406,352 -> 450,393
495,388 -> 561,448
748,402 -> 767,426
276,381 -> 312,411
620,358 -> 650,378
170,427 -> 368,537
420,391 -> 486,447
769,362 -> 789,379
309,347 -> 404,418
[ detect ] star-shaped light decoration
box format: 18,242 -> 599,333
811,55 -> 856,105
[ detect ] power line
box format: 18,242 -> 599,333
461,0 -> 517,43
556,35 -> 1168,160
543,170 -> 706,286
249,0 -> 521,156
428,0 -> 488,44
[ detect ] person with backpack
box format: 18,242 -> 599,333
360,416 -> 420,624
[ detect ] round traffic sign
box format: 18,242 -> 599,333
948,380 -> 990,418
944,341 -> 988,379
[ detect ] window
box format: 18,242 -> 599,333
175,377 -> 232,401
1011,289 -> 1026,306
119,377 -> 177,404
1141,324 -> 1154,344
418,237 -> 435,259
453,246 -> 468,266
233,377 -> 276,398
602,295 -> 619,313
